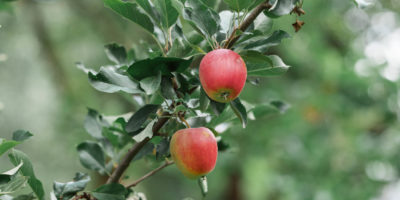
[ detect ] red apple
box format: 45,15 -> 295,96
199,49 -> 247,103
170,127 -> 218,179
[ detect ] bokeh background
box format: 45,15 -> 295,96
1,0 -> 400,199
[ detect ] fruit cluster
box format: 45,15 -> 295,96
170,49 -> 247,178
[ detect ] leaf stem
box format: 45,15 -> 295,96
223,0 -> 272,49
125,160 -> 174,188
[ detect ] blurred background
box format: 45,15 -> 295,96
1,0 -> 400,199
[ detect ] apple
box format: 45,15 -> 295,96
170,127 -> 218,179
199,49 -> 247,103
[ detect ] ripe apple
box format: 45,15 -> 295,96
170,127 -> 218,179
199,49 -> 247,103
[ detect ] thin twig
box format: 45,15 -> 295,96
126,160 -> 175,188
224,1 -> 272,49
106,112 -> 171,184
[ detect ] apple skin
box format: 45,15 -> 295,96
170,127 -> 218,179
199,49 -> 247,103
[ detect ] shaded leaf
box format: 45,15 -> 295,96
200,88 -> 210,111
8,149 -> 44,200
133,142 -> 155,162
53,173 -> 90,200
140,72 -> 161,95
183,0 -> 220,38
160,76 -> 177,99
105,43 -> 127,65
230,98 -> 247,128
209,99 -> 227,115
84,108 -> 109,139
126,104 -> 160,133
132,120 -> 156,142
103,0 -> 154,33
127,57 -> 192,80
238,30 -> 290,52
153,0 -> 179,28
76,142 -> 108,175
264,0 -> 299,18
0,176 -> 28,196
12,130 -> 33,142
92,183 -> 128,200
240,51 -> 290,77
0,140 -> 19,157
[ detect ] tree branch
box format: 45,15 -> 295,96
224,1 -> 272,49
106,112 -> 171,184
125,160 -> 174,188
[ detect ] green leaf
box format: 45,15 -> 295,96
153,0 -> 179,28
223,0 -> 255,11
230,98 -> 247,128
127,57 -> 193,80
250,100 -> 290,119
209,99 -> 227,115
160,76 -> 177,99
53,173 -> 90,200
103,0 -> 154,33
133,142 -> 155,162
183,0 -> 220,39
76,141 -> 108,175
92,183 -> 128,200
240,51 -> 290,77
0,162 -> 23,185
200,88 -> 210,111
132,120 -> 156,142
11,194 -> 36,200
0,140 -> 19,157
264,0 -> 299,18
83,65 -> 142,94
84,109 -> 110,139
8,149 -> 45,200
156,138 -> 170,160
140,72 -> 161,95
12,130 -> 33,142
104,43 -> 127,65
126,104 -> 160,133
238,30 -> 290,53
0,176 -> 28,195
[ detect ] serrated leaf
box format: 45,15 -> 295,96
103,0 -> 154,34
53,173 -> 90,200
133,120 -> 156,142
0,140 -> 19,157
8,149 -> 44,200
240,51 -> 290,77
92,183 -> 128,200
156,138 -> 170,160
11,130 -> 33,142
230,98 -> 247,128
76,142 -> 108,175
183,0 -> 220,39
126,104 -> 160,133
140,72 -> 161,95
127,57 -> 192,80
105,43 -> 127,65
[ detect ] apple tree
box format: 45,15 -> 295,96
0,0 -> 305,199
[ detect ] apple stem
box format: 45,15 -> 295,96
179,114 -> 191,128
